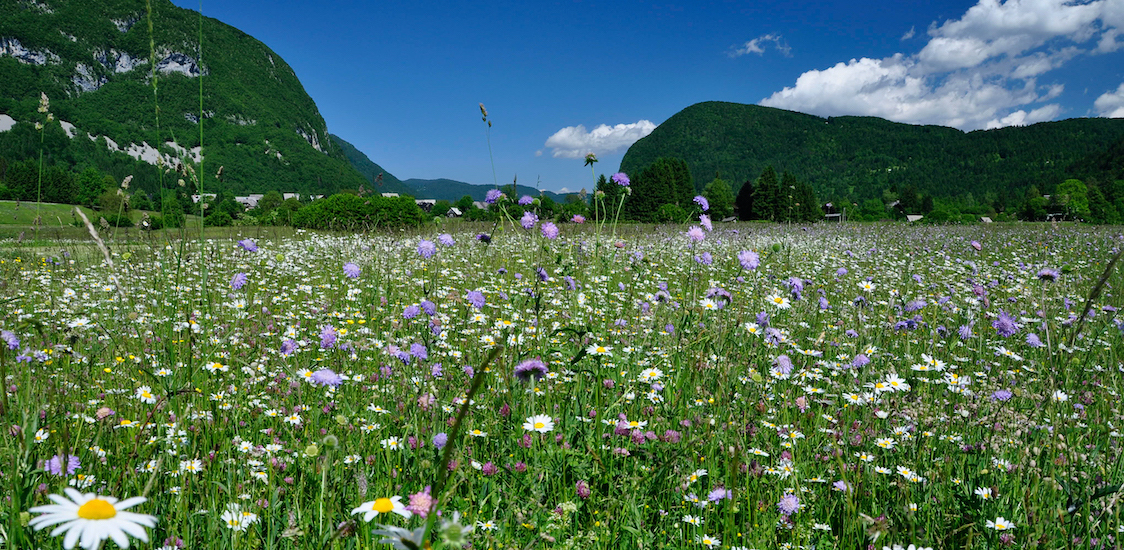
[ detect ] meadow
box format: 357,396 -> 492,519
1,217 -> 1123,550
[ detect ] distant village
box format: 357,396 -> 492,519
190,192 -> 488,218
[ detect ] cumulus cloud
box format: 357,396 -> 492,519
543,120 -> 657,159
730,34 -> 791,57
761,0 -> 1123,130
901,26 -> 916,41
1095,83 -> 1124,118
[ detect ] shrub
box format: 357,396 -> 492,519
291,193 -> 425,230
655,203 -> 687,223
204,211 -> 233,227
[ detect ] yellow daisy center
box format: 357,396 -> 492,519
77,498 -> 117,520
596,347 -> 606,353
372,498 -> 394,514
534,422 -> 545,429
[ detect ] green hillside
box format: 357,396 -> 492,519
401,178 -> 565,203
619,101 -> 1124,203
330,134 -> 413,196
0,0 -> 367,198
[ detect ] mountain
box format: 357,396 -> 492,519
330,134 -> 414,196
330,133 -> 567,202
0,0 -> 367,198
400,178 -> 565,203
619,101 -> 1124,202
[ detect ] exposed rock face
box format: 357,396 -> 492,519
72,63 -> 107,92
296,126 -> 324,153
111,16 -> 139,33
95,48 -> 147,74
0,37 -> 59,65
156,51 -> 206,77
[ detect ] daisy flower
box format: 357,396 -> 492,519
523,414 -> 554,433
28,488 -> 157,550
766,294 -> 791,309
351,495 -> 412,522
986,516 -> 1014,531
586,343 -> 612,356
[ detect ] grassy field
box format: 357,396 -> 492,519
0,218 -> 1122,550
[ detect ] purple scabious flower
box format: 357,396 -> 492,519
319,325 -> 337,349
237,239 -> 258,252
536,267 -> 550,281
992,310 -> 1020,338
46,454 -> 80,476
958,324 -> 973,340
432,433 -> 448,449
845,329 -> 859,338
774,354 -> 794,374
738,250 -> 760,270
818,296 -> 830,310
417,240 -> 437,259
280,339 -> 298,356
430,363 -> 443,377
420,300 -> 436,316
777,493 -> 801,516
699,214 -> 713,231
571,214 -> 586,224
485,189 -> 504,204
693,195 -> 709,211
310,368 -> 343,387
835,267 -> 848,277
518,195 -> 534,206
466,290 -> 485,309
1026,333 -> 1044,348
611,172 -> 630,187
406,486 -> 435,518
514,357 -> 549,383
1,330 -> 19,351
342,262 -> 361,279
410,343 -> 428,360
686,226 -> 705,242
437,233 -> 455,247
476,233 -> 492,243
904,299 -> 926,312
991,389 -> 1014,402
1037,267 -> 1060,281
707,487 -> 732,501
540,222 -> 560,240
403,305 -> 421,319
520,211 -> 539,229
230,272 -> 248,290
852,353 -> 870,368
756,311 -> 770,327
695,252 -> 713,265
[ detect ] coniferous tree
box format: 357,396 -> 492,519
735,180 -> 755,220
702,178 -> 735,220
750,166 -> 779,221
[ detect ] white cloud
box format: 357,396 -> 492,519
730,34 -> 791,57
543,120 -> 657,159
1095,82 -> 1124,118
901,26 -> 916,41
761,0 -> 1124,130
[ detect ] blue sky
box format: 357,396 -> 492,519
171,0 -> 1124,193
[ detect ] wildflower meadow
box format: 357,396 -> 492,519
2,217 -> 1124,550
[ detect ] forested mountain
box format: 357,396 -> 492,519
620,101 -> 1124,204
330,134 -> 414,196
0,0 -> 367,199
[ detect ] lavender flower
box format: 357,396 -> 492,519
777,493 -> 801,516
437,233 -> 455,246
737,250 -> 760,270
485,189 -> 504,204
319,325 -> 337,349
687,226 -> 705,242
410,343 -> 428,360
280,339 -> 298,356
432,433 -> 448,449
237,239 -> 258,252
520,211 -> 539,229
417,240 -> 437,259
992,310 -> 1020,338
611,172 -> 630,187
310,369 -> 343,387
707,487 -> 731,501
852,353 -> 870,368
230,272 -> 248,290
403,305 -> 420,319
420,300 -> 436,316
991,389 -> 1014,402
466,290 -> 485,309
46,454 -> 80,476
514,357 -> 549,383
2,330 -> 20,351
695,252 -> 713,265
693,195 -> 709,211
342,262 -> 361,279
1025,333 -> 1043,348
774,354 -> 794,374
540,221 -> 559,240
518,195 -> 534,206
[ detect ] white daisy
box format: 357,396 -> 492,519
351,495 -> 412,522
28,488 -> 157,550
